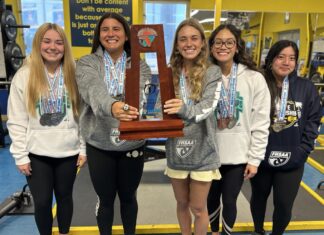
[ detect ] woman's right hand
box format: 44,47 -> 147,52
17,163 -> 32,176
112,101 -> 139,121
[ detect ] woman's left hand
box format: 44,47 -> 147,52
164,99 -> 183,114
77,155 -> 87,168
244,164 -> 258,179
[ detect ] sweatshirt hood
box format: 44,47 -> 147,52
237,63 -> 248,76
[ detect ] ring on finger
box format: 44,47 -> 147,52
123,104 -> 129,111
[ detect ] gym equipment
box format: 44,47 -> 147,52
1,9 -> 29,43
0,6 -> 29,80
0,184 -> 33,219
315,180 -> 324,198
4,41 -> 24,73
309,52 -> 324,83
318,181 -> 324,190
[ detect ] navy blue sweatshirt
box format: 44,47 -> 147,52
262,74 -> 321,170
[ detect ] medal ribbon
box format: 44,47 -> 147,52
277,76 -> 289,121
103,50 -> 126,97
40,65 -> 64,114
218,63 -> 238,118
179,70 -> 192,105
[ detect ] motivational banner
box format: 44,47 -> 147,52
69,0 -> 132,47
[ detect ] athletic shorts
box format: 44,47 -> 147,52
164,167 -> 221,182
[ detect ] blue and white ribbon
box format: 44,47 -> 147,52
179,70 -> 193,105
40,64 -> 64,114
218,63 -> 238,118
103,50 -> 127,97
276,76 -> 289,121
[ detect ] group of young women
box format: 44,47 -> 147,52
7,11 -> 321,235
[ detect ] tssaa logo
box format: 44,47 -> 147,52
110,128 -> 126,146
268,151 -> 291,167
176,139 -> 196,159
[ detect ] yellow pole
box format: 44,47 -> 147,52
256,12 -> 264,67
304,13 -> 311,75
132,0 -> 143,24
213,0 -> 222,29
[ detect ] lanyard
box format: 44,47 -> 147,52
179,70 -> 192,105
218,63 -> 238,118
41,65 -> 64,114
276,76 -> 289,121
103,50 -> 126,97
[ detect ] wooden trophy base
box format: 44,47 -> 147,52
119,119 -> 184,140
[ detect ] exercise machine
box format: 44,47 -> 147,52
0,184 -> 33,219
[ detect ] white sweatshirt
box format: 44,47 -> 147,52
7,65 -> 86,165
215,64 -> 271,166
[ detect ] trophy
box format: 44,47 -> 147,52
119,24 -> 184,140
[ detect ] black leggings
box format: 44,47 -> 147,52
86,143 -> 144,235
207,164 -> 246,235
27,153 -> 78,235
250,165 -> 304,235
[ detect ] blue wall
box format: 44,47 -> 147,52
0,89 -> 9,115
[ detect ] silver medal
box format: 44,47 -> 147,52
227,117 -> 237,129
40,112 -> 65,126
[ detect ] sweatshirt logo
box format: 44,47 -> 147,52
110,128 -> 126,146
268,151 -> 291,167
176,139 -> 196,159
272,100 -> 302,131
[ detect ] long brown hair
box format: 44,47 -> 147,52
169,18 -> 209,101
27,23 -> 79,117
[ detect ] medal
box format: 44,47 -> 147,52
272,120 -> 286,132
217,117 -> 230,129
39,64 -> 66,126
217,63 -> 238,130
40,112 -> 65,126
227,117 -> 237,129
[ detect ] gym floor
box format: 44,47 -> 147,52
0,131 -> 323,235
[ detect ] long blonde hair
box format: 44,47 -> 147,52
169,18 -> 209,101
27,23 -> 79,117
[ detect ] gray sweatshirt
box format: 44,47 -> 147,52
165,64 -> 222,171
76,46 -> 151,151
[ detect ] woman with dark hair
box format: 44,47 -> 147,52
250,40 -> 321,235
76,12 -> 152,235
206,24 -> 271,235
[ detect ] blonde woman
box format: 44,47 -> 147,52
7,23 -> 86,235
164,18 -> 222,235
